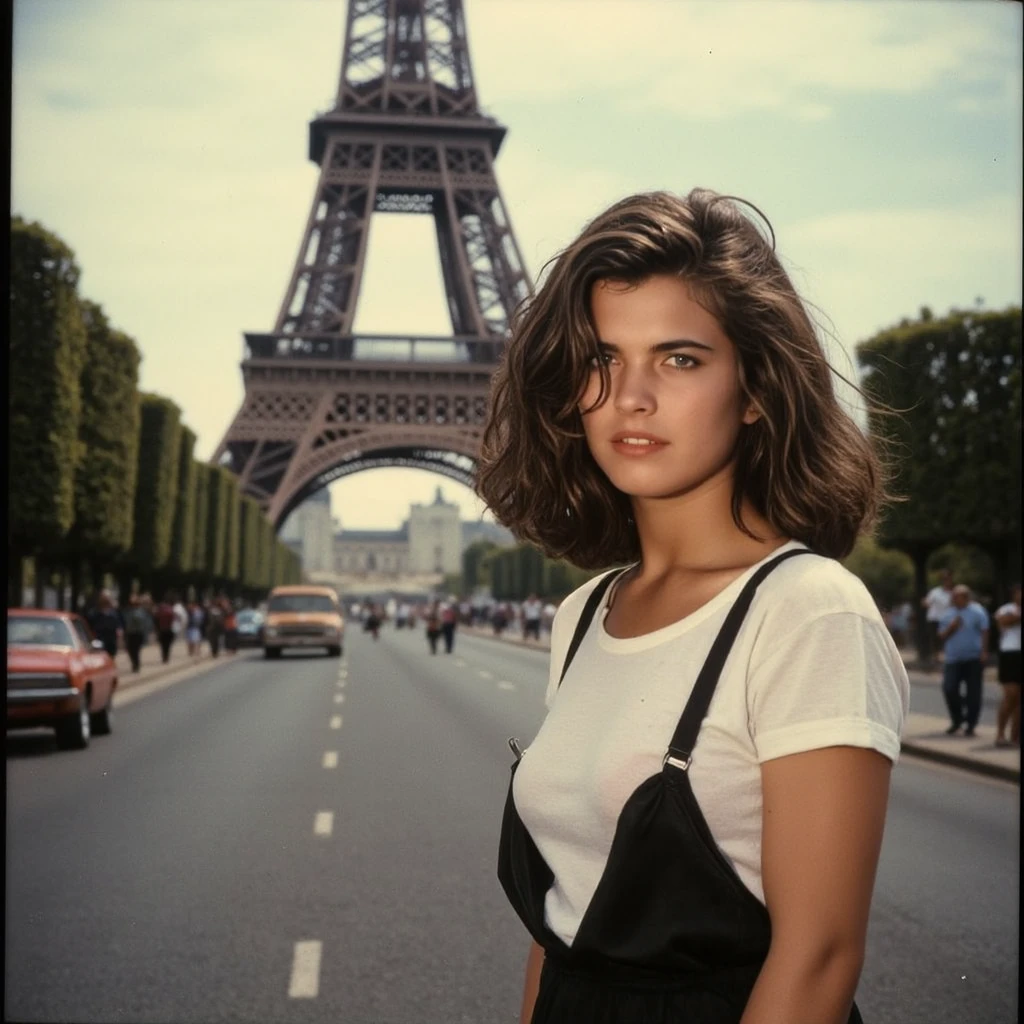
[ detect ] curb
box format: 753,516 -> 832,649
899,741 -> 1020,784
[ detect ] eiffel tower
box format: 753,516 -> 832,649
213,0 -> 531,528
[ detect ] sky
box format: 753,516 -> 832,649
11,0 -> 1022,530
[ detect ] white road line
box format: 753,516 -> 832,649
288,940 -> 322,998
455,658 -> 467,667
314,811 -> 334,836
322,751 -> 338,769
498,681 -> 517,691
478,670 -> 494,679
336,679 -> 346,688
334,693 -> 345,704
330,715 -> 343,729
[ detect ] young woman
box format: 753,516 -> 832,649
994,583 -> 1021,746
476,189 -> 910,1024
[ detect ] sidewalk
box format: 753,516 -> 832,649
113,638 -> 231,692
462,626 -> 1020,784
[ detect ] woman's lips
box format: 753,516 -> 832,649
609,436 -> 669,456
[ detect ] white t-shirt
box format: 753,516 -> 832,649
995,603 -> 1021,652
513,541 -> 909,949
523,599 -> 543,623
924,585 -> 953,622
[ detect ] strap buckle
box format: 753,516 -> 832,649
663,747 -> 692,772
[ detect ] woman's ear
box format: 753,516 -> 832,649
741,400 -> 761,425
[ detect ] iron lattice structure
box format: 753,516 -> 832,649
213,0 -> 531,528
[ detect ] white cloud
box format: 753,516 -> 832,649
470,0 -> 1019,120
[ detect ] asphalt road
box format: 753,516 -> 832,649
6,627 -> 1019,1024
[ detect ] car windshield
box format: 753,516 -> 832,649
267,595 -> 336,613
8,617 -> 74,647
236,610 -> 263,624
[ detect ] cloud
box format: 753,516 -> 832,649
470,0 -> 1020,120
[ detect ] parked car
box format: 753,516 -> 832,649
234,608 -> 265,649
262,585 -> 344,658
6,609 -> 118,750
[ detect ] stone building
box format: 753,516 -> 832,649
334,525 -> 410,575
279,487 -> 336,574
408,487 -> 462,575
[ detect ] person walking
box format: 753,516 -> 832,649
937,584 -> 990,737
223,600 -> 239,655
425,601 -> 442,655
476,188 -> 909,1024
205,598 -> 225,657
993,583 -> 1021,747
522,594 -> 543,642
86,590 -> 122,658
153,594 -> 177,664
440,597 -> 458,654
922,568 -> 954,663
122,593 -> 153,673
185,599 -> 205,659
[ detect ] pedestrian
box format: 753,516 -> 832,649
154,593 -> 177,664
993,583 -> 1021,747
475,188 -> 909,1024
522,594 -> 543,642
440,596 -> 458,654
122,593 -> 152,673
186,599 -> 205,658
86,590 -> 122,658
922,568 -> 954,663
937,584 -> 991,737
205,598 -> 225,657
172,593 -> 188,645
425,600 -> 442,655
223,599 -> 238,654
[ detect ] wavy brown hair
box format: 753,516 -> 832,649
475,188 -> 888,568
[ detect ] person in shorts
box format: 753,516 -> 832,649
994,583 -> 1021,747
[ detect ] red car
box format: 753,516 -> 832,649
6,609 -> 118,750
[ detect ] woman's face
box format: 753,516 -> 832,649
580,274 -> 756,504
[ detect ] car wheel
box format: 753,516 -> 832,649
327,645 -> 341,658
264,648 -> 281,659
56,692 -> 92,750
91,694 -> 114,736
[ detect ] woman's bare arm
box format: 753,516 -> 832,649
740,745 -> 893,1024
520,940 -> 545,1024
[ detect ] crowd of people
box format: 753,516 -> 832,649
83,590 -> 249,672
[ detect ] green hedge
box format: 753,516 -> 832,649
190,460 -> 210,574
130,393 -> 182,571
168,427 -> 197,574
205,466 -> 231,580
9,217 -> 88,552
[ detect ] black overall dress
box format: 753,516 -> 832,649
498,550 -> 865,1023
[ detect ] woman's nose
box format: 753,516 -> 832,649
613,365 -> 656,415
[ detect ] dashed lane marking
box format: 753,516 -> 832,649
314,812 -> 334,836
323,751 -> 338,769
478,670 -> 494,679
330,715 -> 343,729
288,941 -> 322,998
334,693 -> 345,704
498,681 -> 517,691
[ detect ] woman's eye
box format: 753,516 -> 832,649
668,354 -> 698,369
590,352 -> 614,367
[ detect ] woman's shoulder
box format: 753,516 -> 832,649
551,567 -> 626,630
756,547 -> 881,622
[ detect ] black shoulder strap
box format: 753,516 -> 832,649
557,568 -> 629,686
666,548 -> 812,769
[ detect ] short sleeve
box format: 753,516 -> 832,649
746,611 -> 909,765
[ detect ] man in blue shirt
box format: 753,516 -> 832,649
938,584 -> 990,737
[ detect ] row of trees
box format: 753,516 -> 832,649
460,539 -> 593,602
9,216 -> 302,609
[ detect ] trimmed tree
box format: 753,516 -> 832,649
125,393 -> 182,595
858,306 -> 1022,656
190,460 -> 211,591
57,300 -> 142,606
167,426 -> 198,580
9,216 -> 88,604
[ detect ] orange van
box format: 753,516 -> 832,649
262,584 -> 344,659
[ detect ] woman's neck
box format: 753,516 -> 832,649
630,475 -> 787,578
